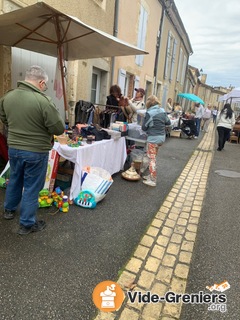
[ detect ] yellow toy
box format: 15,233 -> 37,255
38,189 -> 53,207
61,195 -> 69,212
51,187 -> 70,212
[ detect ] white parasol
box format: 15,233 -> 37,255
0,2 -> 148,119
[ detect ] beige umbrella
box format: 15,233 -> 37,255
0,1 -> 148,119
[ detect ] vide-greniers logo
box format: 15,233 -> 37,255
92,281 -> 125,312
127,280 -> 230,313
92,280 -> 230,314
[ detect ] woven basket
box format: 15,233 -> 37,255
57,135 -> 68,144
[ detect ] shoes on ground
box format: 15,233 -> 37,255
194,136 -> 198,139
143,178 -> 156,187
3,209 -> 15,220
142,174 -> 150,180
17,220 -> 46,235
217,148 -> 222,151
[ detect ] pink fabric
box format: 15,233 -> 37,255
54,57 -> 63,100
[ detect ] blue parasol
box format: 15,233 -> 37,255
177,93 -> 204,105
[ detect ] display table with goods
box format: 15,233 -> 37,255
168,114 -> 181,137
170,117 -> 181,129
53,137 -> 127,200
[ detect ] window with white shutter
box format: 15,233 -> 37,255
135,5 -> 148,66
118,68 -> 126,94
177,48 -> 183,82
181,55 -> 187,85
169,39 -> 177,81
164,31 -> 172,79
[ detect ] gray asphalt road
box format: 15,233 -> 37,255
0,135 -> 201,320
180,136 -> 240,320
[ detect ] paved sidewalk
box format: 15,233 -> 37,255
94,123 -> 216,320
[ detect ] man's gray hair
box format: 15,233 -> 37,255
25,65 -> 48,82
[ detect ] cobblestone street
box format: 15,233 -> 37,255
95,122 -> 239,320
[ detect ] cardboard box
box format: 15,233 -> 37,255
170,130 -> 182,138
55,173 -> 72,190
44,149 -> 60,192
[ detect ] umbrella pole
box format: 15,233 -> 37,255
58,46 -> 68,121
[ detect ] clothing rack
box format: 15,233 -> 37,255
94,103 -> 122,110
74,100 -> 125,129
93,104 -> 127,128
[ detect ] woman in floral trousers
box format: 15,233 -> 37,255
141,95 -> 171,186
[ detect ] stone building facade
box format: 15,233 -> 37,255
0,0 -> 227,127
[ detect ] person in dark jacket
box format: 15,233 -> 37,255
106,84 -> 128,122
0,65 -> 65,235
142,95 -> 171,187
106,84 -> 122,106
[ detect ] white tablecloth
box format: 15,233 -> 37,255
53,137 -> 127,200
170,118 -> 180,128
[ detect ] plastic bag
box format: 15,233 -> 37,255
80,167 -> 113,203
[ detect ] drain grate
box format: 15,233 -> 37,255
215,170 -> 240,178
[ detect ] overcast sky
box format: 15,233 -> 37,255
174,0 -> 240,89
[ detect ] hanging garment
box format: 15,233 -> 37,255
75,100 -> 95,124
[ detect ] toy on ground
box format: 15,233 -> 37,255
38,187 -> 70,212
61,195 -> 70,212
0,161 -> 10,188
74,190 -> 96,209
51,186 -> 70,212
38,189 -> 54,207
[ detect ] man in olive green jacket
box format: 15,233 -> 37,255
0,65 -> 65,235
